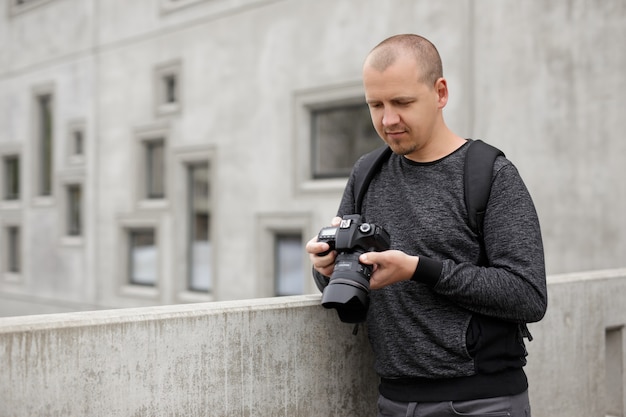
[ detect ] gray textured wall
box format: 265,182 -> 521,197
0,0 -> 624,314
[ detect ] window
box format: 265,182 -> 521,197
164,74 -> 177,104
3,155 -> 20,201
187,162 -> 211,292
256,213 -> 311,297
134,123 -> 169,208
5,226 -> 21,274
117,214 -> 161,299
154,61 -> 182,116
145,139 -> 165,199
73,130 -> 83,155
172,146 -> 215,301
294,82 -> 381,193
67,121 -> 86,165
1,214 -> 22,282
274,233 -> 304,296
65,120 -> 86,165
58,171 -> 84,245
66,184 -> 82,236
311,103 -> 380,179
128,228 -> 157,286
36,93 -> 54,197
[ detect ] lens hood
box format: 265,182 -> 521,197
321,279 -> 369,323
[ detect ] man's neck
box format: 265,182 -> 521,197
404,133 -> 467,163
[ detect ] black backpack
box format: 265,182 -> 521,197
353,139 -> 504,240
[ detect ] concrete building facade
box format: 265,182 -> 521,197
0,0 -> 625,316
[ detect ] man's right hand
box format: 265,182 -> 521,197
305,216 -> 342,277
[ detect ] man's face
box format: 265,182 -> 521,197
363,55 -> 443,158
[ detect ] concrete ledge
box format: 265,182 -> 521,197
0,295 -> 378,416
526,269 -> 626,417
2,270 -> 626,416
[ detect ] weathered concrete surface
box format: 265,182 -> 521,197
1,270 -> 626,416
525,269 -> 626,417
0,295 -> 377,417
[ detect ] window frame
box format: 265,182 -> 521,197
186,161 -> 211,293
116,213 -> 162,300
309,102 -> 381,180
1,212 -> 23,284
273,232 -> 306,297
32,86 -> 55,203
127,228 -> 158,287
145,138 -> 166,199
57,169 -> 85,246
171,145 -> 216,303
65,183 -> 82,237
66,120 -> 86,166
154,60 -> 182,117
0,144 -> 22,209
256,213 -> 312,298
133,122 -> 170,210
294,82 -> 376,195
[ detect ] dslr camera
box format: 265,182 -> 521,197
317,214 -> 390,323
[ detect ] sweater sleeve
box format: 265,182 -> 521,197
312,268 -> 330,292
414,163 -> 548,323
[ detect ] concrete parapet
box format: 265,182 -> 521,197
1,269 -> 626,416
0,295 -> 377,416
526,269 -> 626,417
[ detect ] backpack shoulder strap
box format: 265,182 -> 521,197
464,139 -> 505,237
353,140 -> 504,235
353,145 -> 392,214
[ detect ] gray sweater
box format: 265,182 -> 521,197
323,140 -> 547,401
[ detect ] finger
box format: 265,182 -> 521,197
306,240 -> 330,255
359,252 -> 378,265
331,216 -> 342,226
312,252 -> 336,274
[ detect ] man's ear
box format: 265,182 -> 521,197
434,77 -> 449,108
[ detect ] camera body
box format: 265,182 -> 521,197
317,214 -> 390,323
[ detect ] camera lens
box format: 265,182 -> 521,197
321,252 -> 372,323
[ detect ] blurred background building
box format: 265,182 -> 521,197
0,0 -> 624,317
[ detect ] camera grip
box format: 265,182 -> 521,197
317,241 -> 335,257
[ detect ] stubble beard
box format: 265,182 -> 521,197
384,137 -> 418,156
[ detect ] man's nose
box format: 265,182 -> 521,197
382,108 -> 400,126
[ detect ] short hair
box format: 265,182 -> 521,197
366,34 -> 443,86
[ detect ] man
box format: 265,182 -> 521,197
306,34 -> 547,416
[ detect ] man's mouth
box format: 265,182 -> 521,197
385,130 -> 406,138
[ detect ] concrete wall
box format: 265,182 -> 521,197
1,270 -> 626,417
0,295 -> 378,417
0,0 -> 625,315
525,269 -> 626,417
